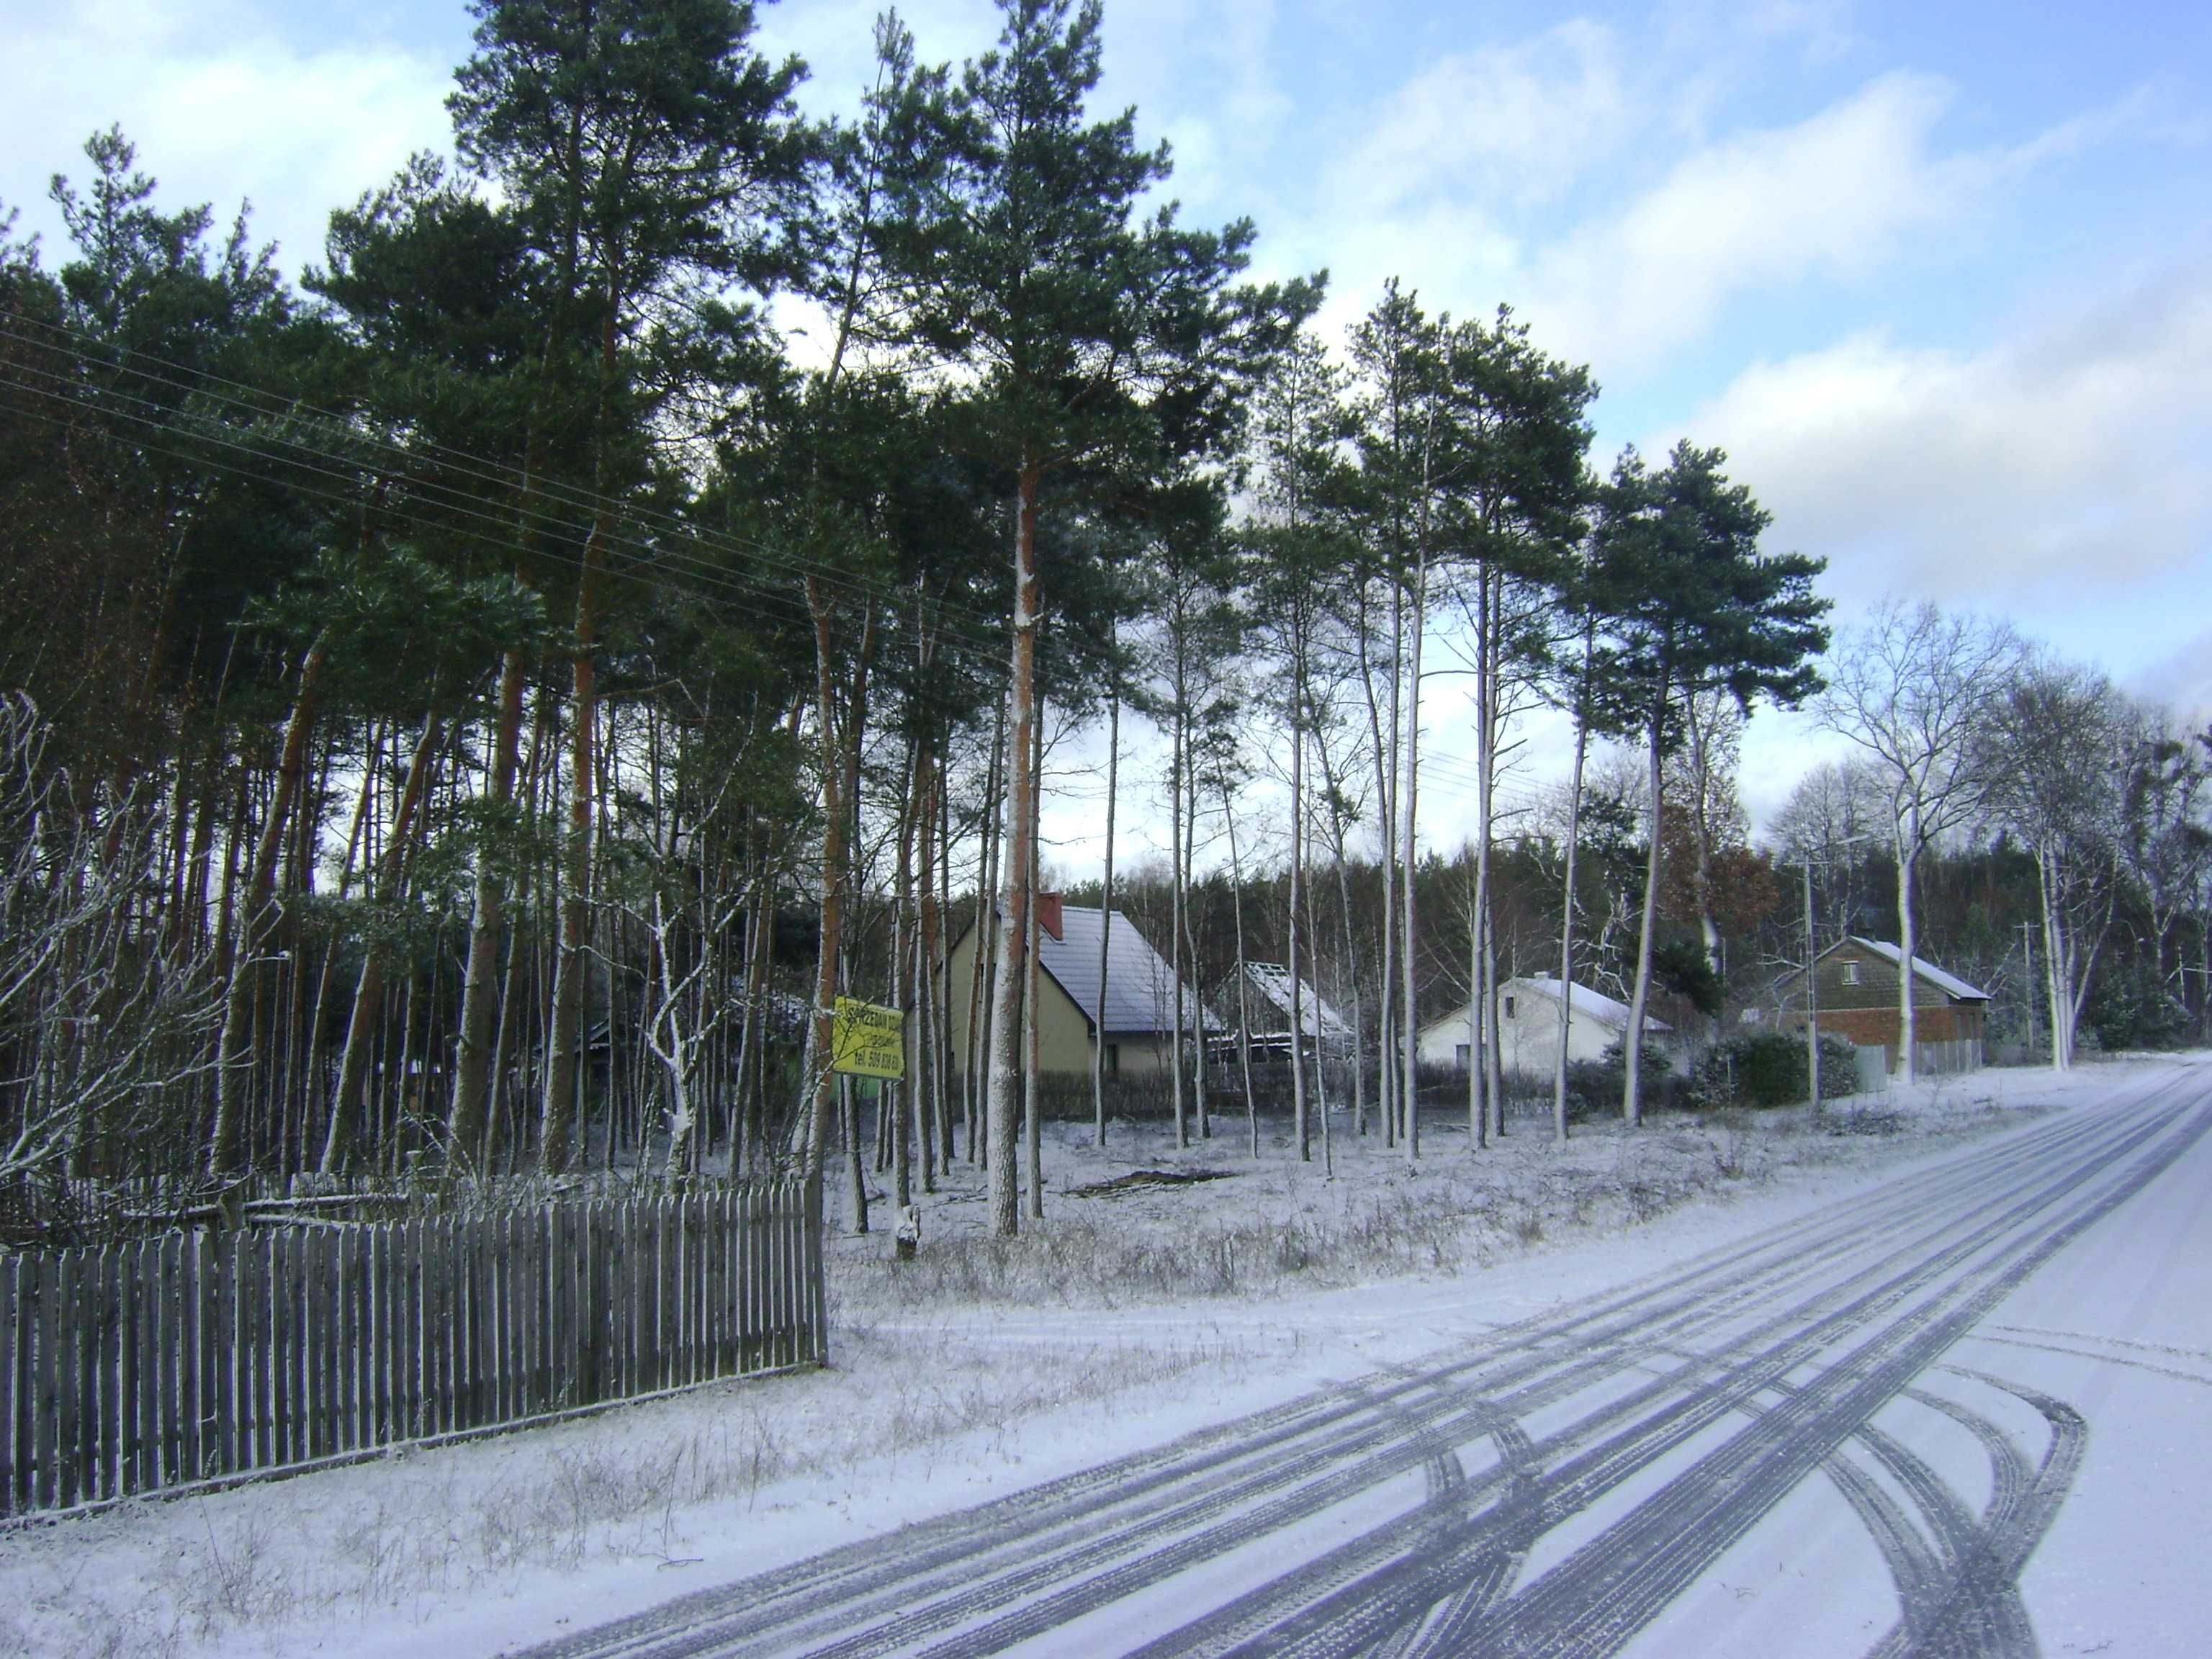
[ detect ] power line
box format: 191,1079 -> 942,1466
2,317 -> 1602,813
0,315 -> 1031,667
0,372 -> 887,667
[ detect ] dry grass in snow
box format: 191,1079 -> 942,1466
829,1067 -> 2072,1315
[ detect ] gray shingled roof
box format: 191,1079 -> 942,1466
1033,905 -> 1215,1035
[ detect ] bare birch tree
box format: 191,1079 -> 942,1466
1818,598 -> 2022,1084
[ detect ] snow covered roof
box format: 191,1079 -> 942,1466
1843,938 -> 1990,1002
1236,963 -> 1352,1039
1512,975 -> 1672,1033
1418,975 -> 1669,1038
1032,905 -> 1217,1035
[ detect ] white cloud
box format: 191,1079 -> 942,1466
758,0 -> 999,113
1302,58 -> 2009,379
1524,71 -> 1969,374
1332,21 -> 1627,213
1669,261 -> 2212,606
0,1 -> 453,279
2131,629 -> 2212,727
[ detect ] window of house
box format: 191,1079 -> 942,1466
1840,962 -> 1860,985
1455,1044 -> 1471,1069
1104,1043 -> 1120,1075
1504,995 -> 1517,1018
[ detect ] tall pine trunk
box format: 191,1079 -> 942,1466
539,303 -> 624,1173
1552,631 -> 1593,1143
1220,775 -> 1259,1156
209,633 -> 327,1174
1288,631 -> 1309,1161
1622,706 -> 1665,1127
986,464 -> 1042,1237
1092,664 -> 1118,1148
800,582 -> 873,1182
452,648 -> 530,1161
323,711 -> 444,1174
1024,709 -> 1043,1222
1400,554 -> 1425,1161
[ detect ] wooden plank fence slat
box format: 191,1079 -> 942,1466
407,1218 -> 426,1442
438,1220 -> 457,1437
273,1231 -> 292,1468
807,1177 -> 827,1364
0,1256 -> 17,1514
143,1241 -> 166,1493
485,1216 -> 503,1430
32,1253 -> 56,1511
662,1200 -> 678,1394
284,1229 -> 305,1467
469,1215 -> 488,1433
742,1187 -> 757,1372
181,1233 -> 205,1485
56,1250 -> 78,1508
40,1254 -> 62,1511
211,1235 -> 233,1481
430,1219 -> 449,1438
369,1223 -> 390,1449
777,1184 -> 793,1369
313,1231 -> 333,1461
518,1210 -> 533,1416
134,1238 -> 154,1495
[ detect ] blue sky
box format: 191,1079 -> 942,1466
3,0 -> 2208,848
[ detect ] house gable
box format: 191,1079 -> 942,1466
1779,937 -> 1990,1015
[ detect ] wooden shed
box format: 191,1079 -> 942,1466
1211,962 -> 1352,1061
1773,936 -> 1989,1074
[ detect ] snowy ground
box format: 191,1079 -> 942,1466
0,1058 -> 2187,1658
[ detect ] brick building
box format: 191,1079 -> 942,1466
1773,936 -> 1990,1075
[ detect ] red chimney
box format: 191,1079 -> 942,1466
1036,891 -> 1064,941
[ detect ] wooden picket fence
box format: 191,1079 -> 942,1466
0,1181 -> 824,1517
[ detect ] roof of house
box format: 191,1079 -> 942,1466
1027,904 -> 1216,1034
1511,974 -> 1672,1033
1420,975 -> 1669,1038
1840,938 -> 1990,1002
1234,962 -> 1352,1039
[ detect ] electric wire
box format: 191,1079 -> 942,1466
0,313 -> 1031,664
1,318 -> 1582,825
0,375 -> 905,675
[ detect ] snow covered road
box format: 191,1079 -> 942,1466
511,1063 -> 2212,1659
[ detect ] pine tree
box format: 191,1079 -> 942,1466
1590,442 -> 1828,1125
896,0 -> 1309,1234
444,0 -> 816,1171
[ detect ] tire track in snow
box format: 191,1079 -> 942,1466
1437,1097 -> 2202,1659
1125,1090 -> 2193,1659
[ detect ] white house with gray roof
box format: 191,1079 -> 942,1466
1417,976 -> 1671,1076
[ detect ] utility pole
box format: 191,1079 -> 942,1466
1804,858 -> 1820,1108
1794,835 -> 1864,1106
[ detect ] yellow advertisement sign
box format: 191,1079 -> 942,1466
830,997 -> 906,1081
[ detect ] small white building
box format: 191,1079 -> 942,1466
1417,976 -> 1670,1076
